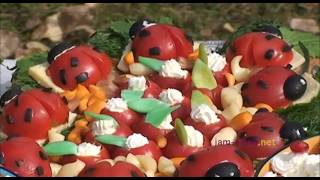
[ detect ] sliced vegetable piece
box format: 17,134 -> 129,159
84,111 -> 114,121
191,90 -> 214,108
199,43 -> 208,64
138,56 -> 165,72
95,134 -> 127,147
145,106 -> 173,127
121,89 -> 144,102
192,59 -> 217,90
127,98 -> 169,113
174,119 -> 188,145
43,141 -> 78,156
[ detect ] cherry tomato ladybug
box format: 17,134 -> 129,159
178,145 -> 254,177
129,19 -> 194,62
0,88 -> 69,140
0,137 -> 52,177
79,161 -> 145,177
241,66 -> 307,109
149,73 -> 192,93
47,41 -> 113,90
226,32 -> 293,68
132,120 -> 171,143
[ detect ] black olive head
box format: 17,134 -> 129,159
205,162 -> 240,177
0,86 -> 22,107
280,121 -> 307,143
129,18 -> 155,39
47,41 -> 75,64
283,74 -> 307,101
253,24 -> 283,39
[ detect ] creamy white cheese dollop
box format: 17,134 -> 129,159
77,142 -> 101,157
263,171 -> 278,177
271,151 -> 320,177
159,88 -> 184,106
106,98 -> 128,112
128,76 -> 147,91
207,52 -> 227,72
160,59 -> 188,79
158,114 -> 174,130
185,125 -> 204,148
190,104 -> 221,125
91,120 -> 117,136
125,133 -> 149,149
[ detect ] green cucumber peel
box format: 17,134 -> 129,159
43,141 -> 78,156
127,98 -> 169,113
95,134 -> 127,147
121,89 -> 144,102
138,56 -> 164,72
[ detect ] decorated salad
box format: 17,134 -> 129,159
0,18 -> 319,177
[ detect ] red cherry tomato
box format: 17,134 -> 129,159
143,80 -> 163,98
197,85 -> 223,110
290,140 -> 309,153
213,64 -> 231,87
47,45 -> 113,90
171,97 -> 191,120
131,120 -> 171,142
162,130 -> 210,158
111,141 -> 162,161
132,24 -> 193,62
226,32 -> 293,68
149,73 -> 192,93
184,115 -> 227,140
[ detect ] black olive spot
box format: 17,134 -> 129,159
75,72 -> 89,84
265,34 -> 275,40
62,97 -> 68,105
131,171 -> 140,177
149,47 -> 161,56
39,151 -> 48,160
245,136 -> 259,143
0,86 -> 22,107
184,33 -> 194,45
283,74 -> 307,101
15,160 -> 24,167
59,69 -> 67,85
242,96 -> 251,106
47,41 -> 74,64
205,162 -> 240,177
260,126 -> 274,132
280,121 -> 307,143
256,80 -> 268,89
256,108 -> 269,113
241,83 -> 249,91
282,44 -> 293,52
35,166 -> 44,176
264,49 -> 274,60
239,132 -> 247,138
24,108 -> 33,123
129,19 -> 154,39
186,154 -> 195,162
41,88 -> 52,93
0,152 -> 5,164
14,97 -> 20,106
235,149 -> 247,159
286,64 -> 293,69
84,167 -> 96,175
70,57 -> 79,67
6,115 -> 14,124
138,29 -> 150,38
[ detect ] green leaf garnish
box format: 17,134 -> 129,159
43,141 -> 78,156
175,119 -> 188,145
127,98 -> 169,113
199,43 -> 208,64
158,16 -> 173,24
145,105 -> 174,128
138,56 -> 164,72
121,89 -> 144,102
95,134 -> 127,147
191,90 -> 214,108
192,59 -> 217,90
84,111 -> 114,121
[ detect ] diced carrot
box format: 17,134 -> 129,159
229,111 -> 253,131
124,51 -> 134,65
187,49 -> 199,61
170,157 -> 186,168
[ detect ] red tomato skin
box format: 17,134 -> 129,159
197,85 -> 224,110
149,73 -> 192,93
0,137 -> 52,177
226,32 -> 293,68
143,80 -> 163,99
184,115 -> 227,140
1,93 -> 51,140
213,64 -> 231,87
235,112 -> 285,159
111,141 -> 162,161
178,145 -> 254,177
79,161 -> 145,177
132,24 -> 193,62
241,66 -> 295,109
47,45 -> 113,90
289,140 -> 309,153
58,146 -> 110,167
102,108 -> 143,128
131,120 -> 171,142
162,130 -> 210,159
171,97 -> 191,120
